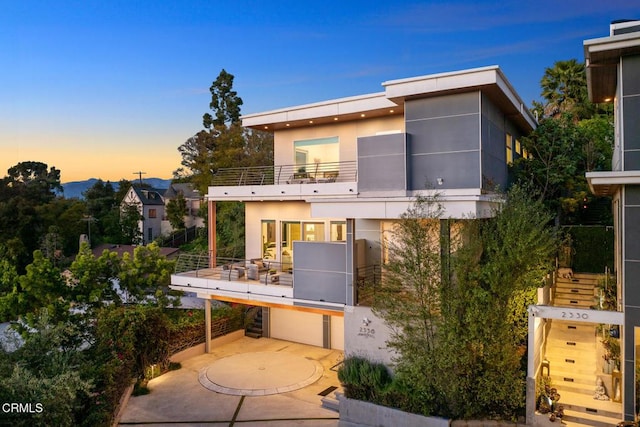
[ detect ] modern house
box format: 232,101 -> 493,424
120,183 -> 204,245
170,65 -> 536,357
585,19 -> 640,422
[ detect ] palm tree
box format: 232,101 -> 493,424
540,59 -> 590,119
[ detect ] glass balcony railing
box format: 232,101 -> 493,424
211,161 -> 357,186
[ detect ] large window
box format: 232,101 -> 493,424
294,137 -> 339,169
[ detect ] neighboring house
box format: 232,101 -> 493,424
170,65 -> 536,355
585,19 -> 640,422
120,183 -> 204,245
121,186 -> 166,245
161,183 -> 204,235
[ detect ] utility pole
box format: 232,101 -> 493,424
81,215 -> 96,247
133,171 -> 147,186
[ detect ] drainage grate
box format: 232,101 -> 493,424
566,342 -> 576,346
565,359 -> 575,363
318,386 -> 338,396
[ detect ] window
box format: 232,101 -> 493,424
303,222 -> 325,242
261,220 -> 276,259
506,134 -> 513,164
331,221 -> 346,241
515,139 -> 521,155
147,227 -> 153,242
148,208 -> 157,218
281,221 -> 301,270
294,137 -> 339,170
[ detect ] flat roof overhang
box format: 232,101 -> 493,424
242,92 -> 403,131
584,31 -> 640,102
242,66 -> 536,133
586,171 -> 640,196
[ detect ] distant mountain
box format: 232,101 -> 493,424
61,178 -> 172,199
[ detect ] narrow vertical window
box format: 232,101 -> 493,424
331,221 -> 346,241
506,133 -> 513,164
261,220 -> 276,259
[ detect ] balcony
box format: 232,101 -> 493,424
208,161 -> 358,201
211,161 -> 357,186
171,254 -> 296,303
171,244 -> 364,310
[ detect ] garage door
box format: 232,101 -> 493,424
270,308 -> 323,347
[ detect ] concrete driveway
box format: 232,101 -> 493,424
118,336 -> 343,426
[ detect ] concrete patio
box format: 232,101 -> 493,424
118,336 -> 343,426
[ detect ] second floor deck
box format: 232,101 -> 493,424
208,161 -> 359,201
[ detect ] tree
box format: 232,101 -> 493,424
119,204 -> 143,245
0,162 -> 64,271
177,70 -> 274,257
18,250 -> 69,324
373,186 -> 557,419
69,243 -> 122,310
540,59 -> 590,119
166,192 -> 187,230
118,243 -> 179,307
514,114 -> 581,218
202,68 -> 243,128
0,312 -> 92,427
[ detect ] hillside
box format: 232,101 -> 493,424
61,178 -> 172,199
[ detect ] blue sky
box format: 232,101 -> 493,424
1,0 -> 638,183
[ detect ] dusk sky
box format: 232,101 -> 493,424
2,1 -> 639,183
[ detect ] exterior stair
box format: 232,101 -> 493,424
545,272 -> 622,426
553,273 -> 598,309
245,306 -> 263,339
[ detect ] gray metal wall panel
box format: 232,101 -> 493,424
358,134 -> 407,192
624,261 -> 640,307
406,114 -> 479,153
623,186 -> 640,419
622,55 -> 640,95
623,96 -> 640,151
626,186 -> 640,205
405,92 -> 481,190
482,150 -> 508,189
358,133 -> 405,156
405,92 -> 479,120
624,151 -> 640,170
625,207 -> 640,257
293,242 -> 347,304
410,151 -> 480,189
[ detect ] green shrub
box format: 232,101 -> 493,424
562,226 -> 613,273
338,357 -> 392,402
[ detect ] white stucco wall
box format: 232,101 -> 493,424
343,306 -> 395,367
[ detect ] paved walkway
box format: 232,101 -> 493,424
118,336 -> 343,426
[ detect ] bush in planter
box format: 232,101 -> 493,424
338,357 -> 392,403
